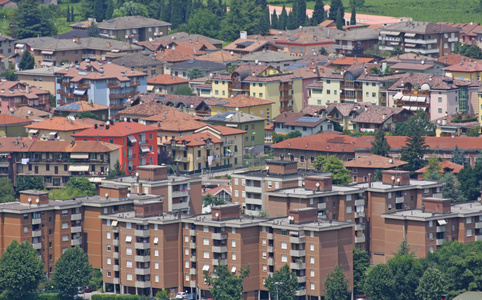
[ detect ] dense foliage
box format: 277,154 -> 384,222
264,264 -> 298,300
204,263 -> 250,300
324,265 -> 351,300
49,177 -> 97,200
53,247 -> 93,298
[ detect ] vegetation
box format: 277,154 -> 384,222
107,160 -> 127,178
91,296 -> 141,300
19,50 -> 35,70
450,145 -> 466,166
204,262 -> 250,300
400,112 -> 432,175
272,130 -> 302,143
416,267 -> 447,300
53,247 -> 93,298
264,264 -> 298,300
9,0 -> 56,39
202,194 -> 226,207
15,176 -> 45,196
1,63 -> 17,81
370,130 -> 391,157
453,43 -> 482,59
323,155 -> 351,185
353,247 -> 370,296
187,67 -> 206,80
324,265 -> 351,300
0,178 -> 15,203
173,85 -> 193,95
155,289 -> 170,300
457,163 -> 482,202
0,240 -> 44,299
49,177 -> 96,200
312,155 -> 327,171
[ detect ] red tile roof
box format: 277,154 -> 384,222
443,61 -> 482,72
54,61 -> 146,82
147,110 -> 208,132
119,103 -> 176,117
211,94 -> 274,108
207,125 -> 246,136
0,114 -> 32,125
437,53 -> 474,66
0,137 -> 34,152
203,184 -> 232,197
72,121 -> 157,137
273,112 -> 330,127
355,136 -> 482,150
166,132 -> 223,146
25,117 -> 93,132
155,48 -> 196,63
331,56 -> 375,66
351,106 -> 406,125
147,74 -> 190,85
271,133 -> 358,152
29,140 -> 121,153
54,101 -> 109,112
344,154 -> 407,169
415,160 -> 463,174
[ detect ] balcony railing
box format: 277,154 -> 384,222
107,83 -> 121,89
77,83 -> 90,89
61,82 -> 71,88
280,105 -> 293,113
279,84 -> 293,91
131,81 -> 141,87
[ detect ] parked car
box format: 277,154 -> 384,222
83,286 -> 92,293
176,292 -> 189,299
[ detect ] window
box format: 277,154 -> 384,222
127,274 -> 133,281
310,270 -> 315,277
310,243 -> 314,251
107,244 -> 111,251
242,179 -> 246,186
125,235 -> 132,243
263,264 -> 267,272
203,238 -> 209,245
467,217 -> 472,224
232,227 -> 236,234
62,222 -> 69,229
281,242 -> 287,249
262,251 -> 267,259
281,255 -> 287,262
126,223 -> 132,229
467,229 -> 473,237
311,283 -> 315,291
438,108 -> 442,113
234,178 -> 239,185
429,233 -> 433,240
24,226 -> 29,233
310,256 -> 315,264
235,190 -> 239,197
203,226 -> 209,232
275,182 -> 279,189
155,249 -> 159,256
126,248 -> 132,255
155,275 -> 160,282
107,258 -> 112,265
204,251 -> 209,259
126,260 -> 132,268
346,206 -> 352,213
232,253 -> 237,260
281,230 -> 287,236
429,220 -> 433,227
242,191 -> 246,198
62,235 -> 68,241
185,261 -> 189,268
232,240 -> 236,247
438,97 -> 442,103
107,271 -> 111,277
155,262 -> 159,269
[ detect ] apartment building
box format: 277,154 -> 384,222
54,101 -> 110,121
209,94 -> 274,125
72,121 -> 158,175
351,106 -> 411,133
211,64 -> 302,118
0,80 -> 50,112
54,61 -> 147,119
378,21 -> 460,57
388,73 -> 480,120
272,112 -> 333,136
97,16 -> 171,43
25,116 -> 94,141
100,202 -> 354,299
15,66 -> 63,95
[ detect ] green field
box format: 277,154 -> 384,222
268,0 -> 482,24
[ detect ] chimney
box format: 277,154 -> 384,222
382,114 -> 387,120
240,31 -> 248,39
265,159 -> 297,175
131,67 -> 135,74
121,72 -> 126,77
19,190 -> 49,206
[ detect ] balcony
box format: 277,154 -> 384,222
436,238 -> 444,246
290,249 -> 306,257
113,226 -> 119,233
245,185 -> 262,193
295,289 -> 306,296
171,145 -> 186,151
62,82 -> 71,88
172,202 -> 189,210
134,229 -> 150,238
297,276 -> 306,283
395,197 -> 405,204
131,81 -> 141,87
354,199 -> 365,206
317,202 -> 326,210
189,229 -> 196,236
135,242 -> 150,250
42,56 -> 56,62
71,226 -> 82,233
109,92 -> 137,99
71,239 -> 81,246
174,156 -> 190,163
475,222 -> 482,229
289,236 -> 305,244
279,105 -> 293,113
379,45 -> 394,51
107,83 -> 121,89
448,37 -> 458,42
113,265 -> 119,271
267,233 -> 273,240
110,104 -> 126,110
355,212 -> 365,218
189,242 -> 196,249
267,246 -> 273,252
113,252 -> 119,259
33,242 -> 42,249
355,236 -> 366,243
71,213 -> 81,221
212,258 -> 227,265
57,90 -> 88,100
135,268 -> 150,275
135,281 -> 150,288
190,256 -> 196,262
290,262 -> 305,270
476,235 -> 482,241
229,83 -> 249,92
172,190 -> 189,198
279,84 -> 293,91
355,224 -> 365,231
190,268 -> 196,275
32,218 -> 41,225
135,255 -> 150,262
190,281 -> 197,288
436,226 -> 446,232
267,258 -> 274,265
32,230 -> 42,237
404,38 -> 438,44
212,245 -> 227,253
113,239 -> 119,246
77,83 -> 90,89
212,232 -> 227,240
113,278 -> 120,284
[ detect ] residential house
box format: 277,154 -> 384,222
165,125 -> 246,173
291,66 -> 325,108
15,66 -> 63,95
432,113 -> 481,137
25,116 -> 94,141
415,160 -> 463,179
8,106 -> 51,122
437,53 -> 473,66
0,114 -> 32,137
68,18 -> 95,31
378,21 -> 460,57
118,102 -> 176,124
330,56 -> 376,68
147,74 -> 190,94
383,53 -> 446,74
272,112 -> 333,136
97,16 -> 171,43
224,32 -> 283,54
388,73 -> 480,120
319,102 -> 373,131
54,60 -> 147,119
209,94 -> 274,125
15,37 -> 142,68
168,60 -> 226,80
271,31 -> 334,55
332,28 -> 380,56
211,65 -> 300,118
205,111 -> 266,154
72,121 -> 158,175
151,94 -> 214,117
270,133 -> 358,169
237,51 -> 302,71
136,32 -> 224,51
443,60 -> 482,81
344,155 -> 408,183
437,22 -> 482,45
351,106 -> 411,132
112,53 -> 164,78
0,35 -> 15,70
202,184 -> 232,205
53,101 -> 110,121
0,81 -> 50,112
196,50 -> 242,65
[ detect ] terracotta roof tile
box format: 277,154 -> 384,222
196,50 -> 242,63
155,48 -> 196,63
203,184 -> 232,197
55,101 -> 109,112
146,110 -> 208,132
147,74 -> 190,85
432,113 -> 480,128
388,73 -> 480,91
29,140 -> 121,153
415,160 -> 463,174
344,154 -> 407,169
224,39 -> 282,53
72,121 -> 157,137
271,133 -> 358,153
166,131 -> 223,146
119,103 -> 176,117
355,136 -> 482,150
443,61 -> 482,72
351,106 -> 406,124
437,53 -> 474,66
9,107 -> 51,120
0,114 -> 32,125
211,94 -> 274,108
208,125 -> 246,136
300,105 -> 326,115
54,61 -> 146,82
0,137 -> 34,152
273,112 -> 330,127
331,57 -> 375,66
25,117 -> 93,132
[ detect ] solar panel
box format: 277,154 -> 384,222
296,117 -> 323,123
290,37 -> 299,41
186,60 -> 196,64
217,101 -> 228,105
59,103 -> 81,110
107,19 -> 116,23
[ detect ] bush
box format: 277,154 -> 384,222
91,295 -> 140,300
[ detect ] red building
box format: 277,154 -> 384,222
72,121 -> 158,174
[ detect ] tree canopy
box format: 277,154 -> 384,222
204,263 -> 250,300
323,155 -> 351,185
353,247 -> 370,296
0,178 -> 15,203
173,85 -> 193,95
107,160 -> 127,178
15,176 -> 44,196
9,0 -> 57,39
313,155 -> 327,171
202,194 -> 226,207
416,267 -> 446,300
49,177 -> 97,200
187,67 -> 206,80
53,246 -> 93,298
401,113 -> 430,175
364,263 -> 394,300
371,130 -> 391,157
264,264 -> 298,300
0,240 -> 44,299
19,51 -> 35,70
324,265 -> 351,300
450,145 -> 466,165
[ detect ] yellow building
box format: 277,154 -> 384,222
444,62 -> 482,81
166,125 -> 245,173
211,65 -> 303,118
210,94 -> 274,125
478,91 -> 482,125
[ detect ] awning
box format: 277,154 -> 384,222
0,162 -> 9,167
111,220 -> 118,227
49,131 -> 57,136
389,41 -> 400,46
140,146 -> 150,153
226,124 -> 238,128
437,220 -> 447,225
202,265 -> 209,271
15,44 -> 24,48
70,153 -> 89,159
380,31 -> 400,36
405,33 -> 416,37
128,135 -> 137,143
404,44 -> 416,47
41,62 -> 53,67
28,129 -> 38,134
153,237 -> 159,244
68,165 -> 89,172
401,95 -> 410,101
402,106 -> 411,110
410,107 -> 421,111
417,96 -> 427,103
393,92 -> 403,100
409,96 -> 418,102
147,85 -> 154,91
111,49 -> 120,53
73,89 -> 87,96
41,50 -> 54,55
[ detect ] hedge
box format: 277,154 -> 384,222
91,295 -> 140,300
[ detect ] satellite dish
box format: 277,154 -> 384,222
266,166 -> 269,171
391,176 -> 395,180
105,193 -> 109,197
315,182 -> 320,187
28,197 -> 32,202
127,193 -> 131,197
36,199 -> 39,203
396,178 -> 401,182
215,212 -> 219,217
389,159 -> 393,163
135,172 -> 139,177
255,59 -> 258,64
235,107 -> 239,111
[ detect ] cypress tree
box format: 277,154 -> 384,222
336,7 -> 344,30
66,5 -> 70,22
329,0 -> 344,21
287,11 -> 296,29
161,0 -> 171,22
292,0 -> 299,27
297,0 -> 306,27
279,5 -> 288,29
312,0 -> 325,24
271,12 -> 278,29
105,0 -> 114,20
71,6 -> 74,22
92,0 -> 106,22
350,6 -> 356,25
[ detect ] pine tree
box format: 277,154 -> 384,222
161,0 -> 171,22
442,173 -> 459,202
105,0 -> 114,20
329,0 -> 344,21
93,0 -> 106,22
279,5 -> 288,29
401,117 -> 428,175
450,145 -> 466,166
312,0 -> 325,24
296,0 -> 307,27
71,6 -> 74,22
287,11 -> 296,29
350,6 -> 356,25
292,0 -> 299,27
371,130 -> 391,157
271,12 -> 278,29
335,7 -> 344,30
66,5 -> 70,22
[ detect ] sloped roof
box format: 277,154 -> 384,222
29,140 -> 121,153
119,102 -> 176,117
156,48 -> 196,63
97,16 -> 170,30
382,21 -> 459,34
0,114 -> 32,125
224,38 -> 282,53
170,60 -> 226,71
344,154 -> 407,169
147,74 -> 190,85
112,53 -> 163,68
240,50 -> 301,63
415,160 -> 463,174
273,112 -> 330,127
9,106 -> 51,120
388,73 -> 480,91
0,137 -> 34,152
197,50 -> 242,63
206,111 -> 265,124
443,61 -> 482,72
54,61 -> 146,82
25,117 -> 94,132
271,133 -> 358,153
331,56 -> 375,66
211,94 -> 274,108
166,131 -> 223,146
208,125 -> 247,136
72,121 -> 157,137
55,101 -> 109,112
16,37 -> 141,52
355,136 -> 482,150
351,106 -> 406,124
146,110 -> 207,132
437,53 -> 474,66
203,185 -> 232,197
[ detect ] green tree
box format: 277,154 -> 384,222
324,265 -> 351,300
364,264 -> 395,300
87,23 -> 100,37
394,238 -> 415,257
329,0 -> 344,21
271,12 -> 279,29
219,0 -> 245,41
350,6 -> 356,25
264,264 -> 297,300
390,46 -> 404,56
105,0 -> 114,20
50,177 -> 97,200
107,160 -> 126,178
313,155 -> 327,171
203,194 -> 226,207
186,9 -> 220,38
457,165 -> 480,201
113,1 -> 149,17
19,51 -> 35,70
0,177 -> 15,203
204,263 -> 250,300
76,111 -> 99,120
464,45 -> 482,59
1,63 -> 17,81
15,176 -> 45,196
71,6 -> 75,22
442,173 -> 459,202
156,289 -> 170,300
466,126 -> 480,137
388,253 -> 424,300
312,0 -> 325,24
401,118 -> 429,175
371,130 -> 391,157
424,156 -> 441,180
53,246 -> 93,298
353,248 -> 370,296
286,130 -> 302,139
173,85 -> 193,95
66,5 -> 71,22
93,0 -> 107,21
450,145 -> 466,165
10,0 -> 57,39
323,155 -> 351,185
187,67 -> 205,80
416,267 -> 446,300
394,111 -> 435,137
279,5 -> 288,29
0,240 -> 44,299
335,8 -> 344,30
